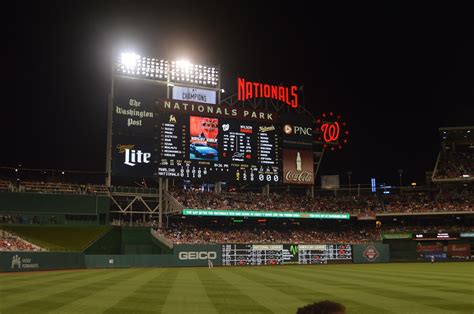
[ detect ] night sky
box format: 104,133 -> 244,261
3,2 -> 473,186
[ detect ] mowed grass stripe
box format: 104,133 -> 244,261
228,267 -> 385,314
102,268 -> 179,313
335,267 -> 474,289
196,267 -> 272,313
1,269 -> 141,313
0,269 -> 115,295
310,266 -> 474,293
282,266 -> 472,313
302,266 -> 474,306
252,266 -> 451,314
249,266 -> 395,314
48,269 -> 163,314
218,267 -> 307,313
0,269 -> 94,285
4,269 -> 143,313
360,264 -> 474,281
160,268 -> 218,314
366,263 -> 474,278
0,269 -> 123,306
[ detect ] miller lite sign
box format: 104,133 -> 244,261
112,135 -> 156,177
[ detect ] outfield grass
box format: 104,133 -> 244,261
1,263 -> 473,313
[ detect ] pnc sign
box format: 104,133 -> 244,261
237,77 -> 299,108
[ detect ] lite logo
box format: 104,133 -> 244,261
124,149 -> 151,167
178,251 -> 217,260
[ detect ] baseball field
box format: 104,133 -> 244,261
1,262 -> 473,313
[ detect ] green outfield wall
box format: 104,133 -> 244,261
352,243 -> 390,263
0,252 -> 85,272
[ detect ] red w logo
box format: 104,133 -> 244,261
321,122 -> 340,143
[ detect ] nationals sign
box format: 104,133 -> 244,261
237,77 -> 299,108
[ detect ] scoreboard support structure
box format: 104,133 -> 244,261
104,53 -> 329,222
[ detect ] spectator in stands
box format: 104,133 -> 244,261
296,300 -> 346,314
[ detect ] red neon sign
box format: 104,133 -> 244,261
237,77 -> 299,108
321,121 -> 340,142
315,112 -> 349,151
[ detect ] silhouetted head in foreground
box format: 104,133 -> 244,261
296,300 -> 346,314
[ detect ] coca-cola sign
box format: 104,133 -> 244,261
285,171 -> 312,182
283,149 -> 314,185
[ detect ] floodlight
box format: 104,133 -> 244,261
121,53 -> 140,69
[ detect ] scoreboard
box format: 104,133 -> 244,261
222,244 -> 352,266
155,101 -> 280,183
111,77 -> 314,185
298,244 -> 352,264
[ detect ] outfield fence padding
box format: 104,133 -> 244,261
353,243 -> 390,263
0,252 -> 85,272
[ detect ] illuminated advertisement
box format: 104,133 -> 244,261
172,86 -> 217,104
189,116 -> 219,161
282,149 -> 314,185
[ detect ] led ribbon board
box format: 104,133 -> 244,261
182,209 -> 350,219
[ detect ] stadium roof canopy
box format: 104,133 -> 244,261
439,126 -> 473,145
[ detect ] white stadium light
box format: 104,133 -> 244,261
116,54 -> 219,88
121,53 -> 140,69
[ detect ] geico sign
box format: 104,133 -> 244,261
178,251 -> 217,260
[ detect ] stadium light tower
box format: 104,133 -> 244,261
398,169 -> 404,194
120,52 -> 140,69
347,171 -> 352,196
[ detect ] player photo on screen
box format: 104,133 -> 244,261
189,116 -> 219,161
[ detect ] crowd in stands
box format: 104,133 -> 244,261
434,151 -> 474,179
160,222 -> 380,244
170,188 -> 474,214
159,219 -> 474,245
0,180 -> 108,195
0,229 -> 44,251
0,214 -> 57,225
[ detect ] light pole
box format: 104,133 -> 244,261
397,169 -> 404,194
347,171 -> 352,196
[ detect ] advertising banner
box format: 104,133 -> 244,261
321,175 -> 340,189
382,233 -> 413,240
113,77 -> 164,135
357,212 -> 376,221
353,243 -> 390,263
173,244 -> 222,267
0,252 -> 85,272
182,209 -> 350,219
414,233 -> 459,241
280,114 -> 313,149
283,149 -> 314,185
112,135 -> 158,177
172,86 -> 216,104
447,244 -> 470,258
